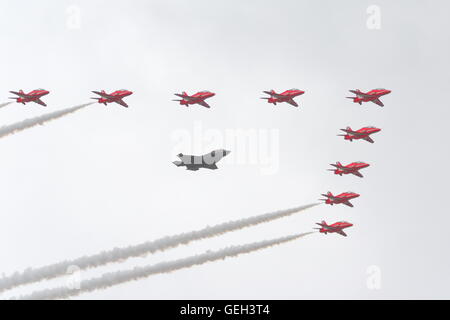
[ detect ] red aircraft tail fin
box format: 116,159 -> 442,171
182,91 -> 188,96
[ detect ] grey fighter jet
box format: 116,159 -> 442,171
173,149 -> 231,171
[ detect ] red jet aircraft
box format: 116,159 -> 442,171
91,89 -> 133,108
9,89 -> 50,107
338,126 -> 381,144
329,161 -> 369,178
261,88 -> 304,107
173,91 -> 215,108
315,221 -> 353,237
320,191 -> 360,207
347,88 -> 391,107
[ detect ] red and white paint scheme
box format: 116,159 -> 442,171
91,89 -> 133,108
260,88 -> 305,107
320,191 -> 360,207
346,88 -> 391,107
329,161 -> 370,178
173,91 -> 215,108
9,89 -> 50,107
338,126 -> 381,144
315,221 -> 353,237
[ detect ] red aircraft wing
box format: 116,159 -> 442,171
197,100 -> 211,108
114,99 -> 128,108
9,91 -> 28,98
33,99 -> 47,107
263,90 -> 282,98
342,200 -> 354,207
174,93 -> 190,99
92,91 -> 114,99
372,98 -> 384,107
286,99 -> 298,107
349,90 -> 370,98
351,170 -> 363,178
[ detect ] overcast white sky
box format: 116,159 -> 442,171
0,0 -> 449,299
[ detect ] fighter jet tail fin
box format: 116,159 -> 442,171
263,90 -> 275,96
316,221 -> 326,226
172,161 -> 183,167
330,162 -> 341,168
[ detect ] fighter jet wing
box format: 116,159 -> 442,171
336,230 -> 347,237
371,98 -> 384,107
349,90 -> 371,98
363,136 -> 375,143
343,201 -> 354,207
92,91 -> 114,99
9,91 -> 29,98
33,99 -> 47,107
114,99 -> 129,108
174,93 -> 190,99
351,171 -> 364,178
286,99 -> 298,107
179,155 -> 202,165
265,92 -> 285,99
197,100 -> 211,108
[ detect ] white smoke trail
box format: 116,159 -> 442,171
0,103 -> 93,139
15,232 -> 314,300
0,203 -> 319,292
0,102 -> 12,109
